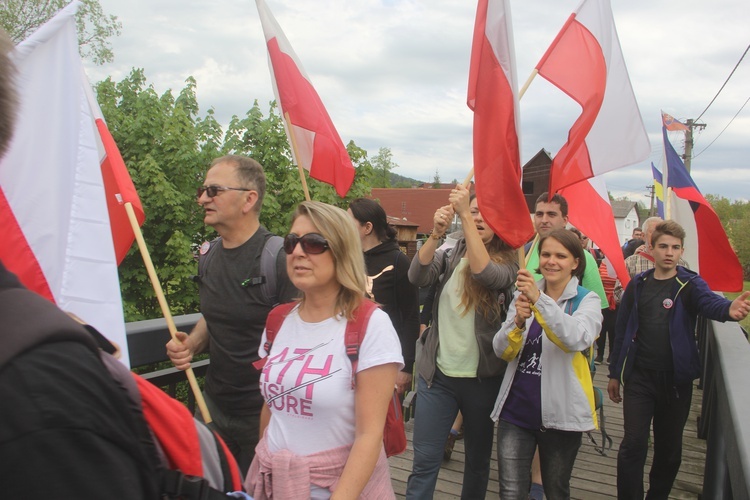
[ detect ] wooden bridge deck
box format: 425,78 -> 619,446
389,368 -> 705,499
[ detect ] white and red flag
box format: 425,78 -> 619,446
0,2 -> 140,364
83,79 -> 145,264
256,0 -> 355,198
560,176 -> 629,288
467,0 -> 534,249
536,0 -> 650,195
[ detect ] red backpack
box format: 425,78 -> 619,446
132,374 -> 244,497
255,299 -> 407,457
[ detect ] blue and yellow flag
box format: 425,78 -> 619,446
651,163 -> 664,218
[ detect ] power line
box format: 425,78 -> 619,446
693,96 -> 750,158
695,44 -> 750,121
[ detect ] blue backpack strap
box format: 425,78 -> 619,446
564,286 -> 589,315
345,299 -> 379,388
252,301 -> 297,371
565,286 -> 596,368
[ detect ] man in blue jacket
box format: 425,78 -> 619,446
608,220 -> 750,499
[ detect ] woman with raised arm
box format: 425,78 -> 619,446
245,201 -> 403,500
405,184 -> 517,500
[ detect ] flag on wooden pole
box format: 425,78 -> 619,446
0,2 -> 134,363
467,0 -> 534,248
256,0 -> 355,197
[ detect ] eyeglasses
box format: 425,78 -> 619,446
283,233 -> 330,255
196,185 -> 252,198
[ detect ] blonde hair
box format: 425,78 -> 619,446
291,201 -> 367,319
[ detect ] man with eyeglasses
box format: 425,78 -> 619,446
166,155 -> 298,473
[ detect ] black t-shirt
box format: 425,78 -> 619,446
635,275 -> 676,371
200,228 -> 297,414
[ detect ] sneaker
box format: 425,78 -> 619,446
444,432 -> 457,461
529,482 -> 544,500
594,355 -> 603,365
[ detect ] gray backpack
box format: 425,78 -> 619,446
198,234 -> 284,307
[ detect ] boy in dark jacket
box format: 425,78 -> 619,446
608,220 -> 750,499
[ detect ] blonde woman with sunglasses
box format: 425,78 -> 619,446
245,201 -> 403,500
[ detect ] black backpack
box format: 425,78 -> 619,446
198,234 -> 284,306
0,285 -> 243,498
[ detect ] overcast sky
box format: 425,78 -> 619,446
86,0 -> 750,204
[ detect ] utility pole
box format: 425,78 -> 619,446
646,185 -> 656,216
683,119 -> 707,173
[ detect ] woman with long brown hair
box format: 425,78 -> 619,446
405,184 -> 517,500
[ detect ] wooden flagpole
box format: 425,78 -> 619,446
462,69 -> 540,267
124,202 -> 212,423
284,111 -> 311,201
461,68 -> 538,188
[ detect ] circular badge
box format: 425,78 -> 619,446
199,241 -> 211,255
662,298 -> 674,309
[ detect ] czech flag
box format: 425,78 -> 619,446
663,127 -> 742,292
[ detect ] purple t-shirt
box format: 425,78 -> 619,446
500,320 -> 543,430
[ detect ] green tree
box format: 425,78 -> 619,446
98,71 -> 378,320
96,70 -> 211,321
370,147 -> 398,188
432,168 -> 441,188
0,0 -> 121,64
707,194 -> 750,279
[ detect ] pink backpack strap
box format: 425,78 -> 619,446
345,299 -> 379,388
252,301 -> 298,371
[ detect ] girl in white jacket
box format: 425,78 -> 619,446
492,229 -> 602,500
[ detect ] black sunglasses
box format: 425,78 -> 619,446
283,233 -> 330,255
197,185 -> 252,198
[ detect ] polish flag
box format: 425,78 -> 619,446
662,127 -> 742,292
83,78 -> 145,264
0,2 -> 134,364
560,176 -> 630,288
256,0 -> 355,198
467,0 -> 534,249
536,0 -> 650,194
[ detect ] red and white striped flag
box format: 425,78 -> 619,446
560,176 -> 629,288
537,0 -> 650,194
0,2 -> 140,364
467,0 -> 534,249
256,0 -> 355,198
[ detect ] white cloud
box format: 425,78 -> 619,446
89,0 -> 750,201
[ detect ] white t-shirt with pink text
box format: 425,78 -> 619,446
259,305 -> 404,457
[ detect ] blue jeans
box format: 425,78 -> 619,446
497,420 -> 582,500
406,370 -> 501,500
